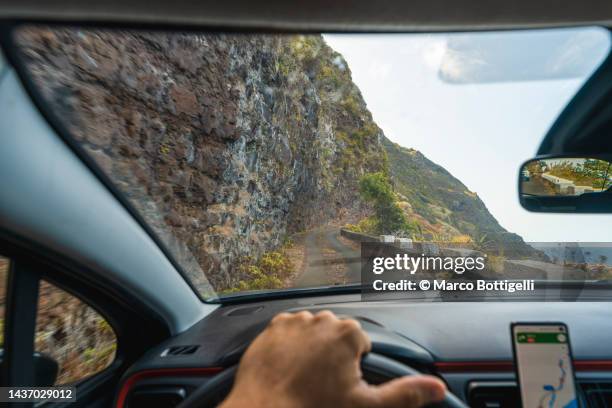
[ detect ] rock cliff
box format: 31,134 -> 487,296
18,29 -> 387,290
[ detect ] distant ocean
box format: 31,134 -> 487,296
529,242 -> 612,266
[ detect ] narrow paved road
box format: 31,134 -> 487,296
506,260 -> 584,281
295,226 -> 361,287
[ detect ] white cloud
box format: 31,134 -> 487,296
421,39 -> 447,70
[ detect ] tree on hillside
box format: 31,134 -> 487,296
583,159 -> 612,189
359,172 -> 414,236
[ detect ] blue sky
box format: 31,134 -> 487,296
324,28 -> 611,242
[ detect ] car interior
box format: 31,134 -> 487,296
1,1 -> 612,408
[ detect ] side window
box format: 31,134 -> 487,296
35,280 -> 117,384
0,255 -> 116,385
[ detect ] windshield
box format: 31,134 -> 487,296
14,26 -> 612,300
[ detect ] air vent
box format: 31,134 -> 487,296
127,386 -> 186,408
468,380 -> 612,407
580,381 -> 612,407
468,381 -> 520,408
160,345 -> 199,357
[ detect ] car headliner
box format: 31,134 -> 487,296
0,0 -> 612,31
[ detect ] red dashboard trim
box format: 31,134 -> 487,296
435,360 -> 612,373
575,360 -> 612,371
115,360 -> 612,407
115,367 -> 224,408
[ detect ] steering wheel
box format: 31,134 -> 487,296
176,353 -> 469,408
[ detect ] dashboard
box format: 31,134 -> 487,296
116,294 -> 612,408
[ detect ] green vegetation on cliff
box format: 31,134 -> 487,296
382,137 -> 534,255
357,172 -> 415,236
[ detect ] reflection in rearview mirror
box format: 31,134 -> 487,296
519,156 -> 612,213
523,158 -> 612,196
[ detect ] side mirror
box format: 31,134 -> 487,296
519,156 -> 612,213
32,352 -> 59,386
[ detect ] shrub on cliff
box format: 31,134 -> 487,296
234,265 -> 283,292
227,250 -> 295,293
345,217 -> 378,235
358,172 -> 415,236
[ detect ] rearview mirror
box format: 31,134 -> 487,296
519,156 -> 612,213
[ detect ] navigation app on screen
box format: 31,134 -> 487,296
514,325 -> 578,408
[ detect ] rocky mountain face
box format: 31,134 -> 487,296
18,27 -> 533,291
18,28 -> 386,290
